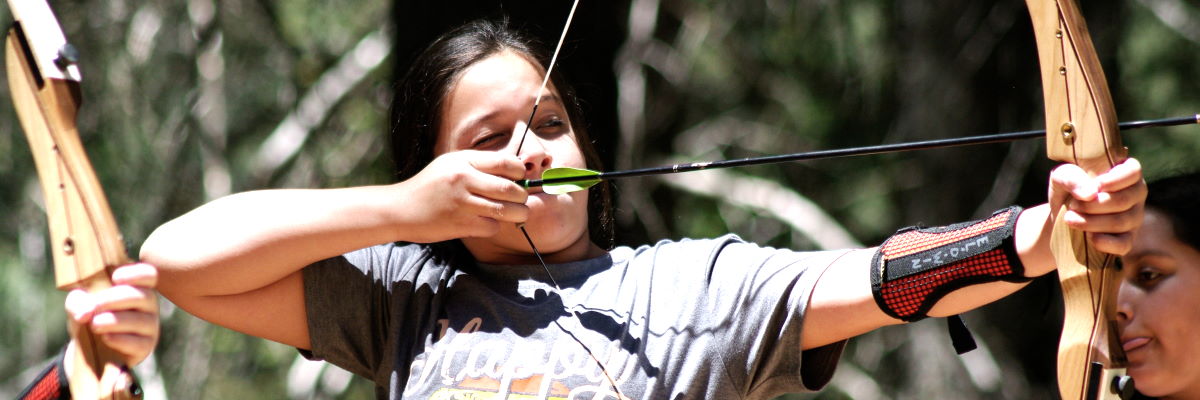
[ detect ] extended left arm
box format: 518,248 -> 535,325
800,158 -> 1145,350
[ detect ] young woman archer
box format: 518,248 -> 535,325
140,19 -> 1146,399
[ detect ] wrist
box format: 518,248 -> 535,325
370,182 -> 422,242
1014,203 -> 1056,276
62,341 -> 75,382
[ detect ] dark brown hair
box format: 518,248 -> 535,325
390,18 -> 614,253
1146,172 -> 1200,249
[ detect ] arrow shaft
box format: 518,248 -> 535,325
522,114 -> 1198,187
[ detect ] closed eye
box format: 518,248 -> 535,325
472,132 -> 509,149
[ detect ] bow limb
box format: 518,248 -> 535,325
6,1 -> 139,398
1025,1 -> 1129,399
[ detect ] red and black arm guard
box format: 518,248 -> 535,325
17,350 -> 70,400
871,206 -> 1031,322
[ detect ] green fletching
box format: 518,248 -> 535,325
541,167 -> 601,194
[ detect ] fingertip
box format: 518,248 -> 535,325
1098,158 -> 1145,188
471,153 -> 526,180
1120,157 -> 1143,171
111,262 -> 158,287
1062,209 -> 1086,228
512,184 -> 530,201
1051,164 -> 1095,198
91,311 -> 118,328
65,290 -> 96,322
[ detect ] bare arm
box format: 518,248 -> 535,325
140,186 -> 411,348
139,151 -> 528,349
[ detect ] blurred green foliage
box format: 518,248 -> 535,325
1,0 -> 1197,398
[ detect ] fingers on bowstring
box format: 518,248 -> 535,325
468,194 -> 530,225
462,166 -> 530,225
468,151 -> 526,181
456,196 -> 528,238
467,154 -> 530,204
471,175 -> 529,205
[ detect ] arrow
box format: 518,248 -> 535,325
521,114 -> 1198,194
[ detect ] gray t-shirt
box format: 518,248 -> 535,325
302,234 -> 848,399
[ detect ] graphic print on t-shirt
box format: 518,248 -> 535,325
406,316 -> 634,400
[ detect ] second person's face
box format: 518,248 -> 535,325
1117,209 -> 1200,398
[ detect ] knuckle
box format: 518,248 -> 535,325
445,171 -> 467,187
491,203 -> 507,219
496,181 -> 517,197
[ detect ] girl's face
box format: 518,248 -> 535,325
1117,209 -> 1200,398
434,50 -> 599,264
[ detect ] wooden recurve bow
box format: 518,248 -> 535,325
1025,0 -> 1132,398
5,1 -> 140,398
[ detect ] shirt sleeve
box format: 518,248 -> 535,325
300,243 -> 429,384
702,236 -> 849,396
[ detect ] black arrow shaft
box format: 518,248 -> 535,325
522,114 -> 1199,187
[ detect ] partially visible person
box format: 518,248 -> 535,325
18,263 -> 160,400
1117,172 -> 1200,400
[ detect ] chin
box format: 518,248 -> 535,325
522,223 -> 586,253
523,197 -> 589,249
469,219 -> 585,260
1128,367 -> 1175,398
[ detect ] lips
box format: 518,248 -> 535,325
1122,336 -> 1151,352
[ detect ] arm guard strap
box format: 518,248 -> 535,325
18,349 -> 69,400
871,206 -> 1031,322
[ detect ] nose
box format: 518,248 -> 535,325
513,125 -> 553,178
1115,278 -> 1136,324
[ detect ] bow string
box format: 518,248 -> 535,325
511,1 -> 628,397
